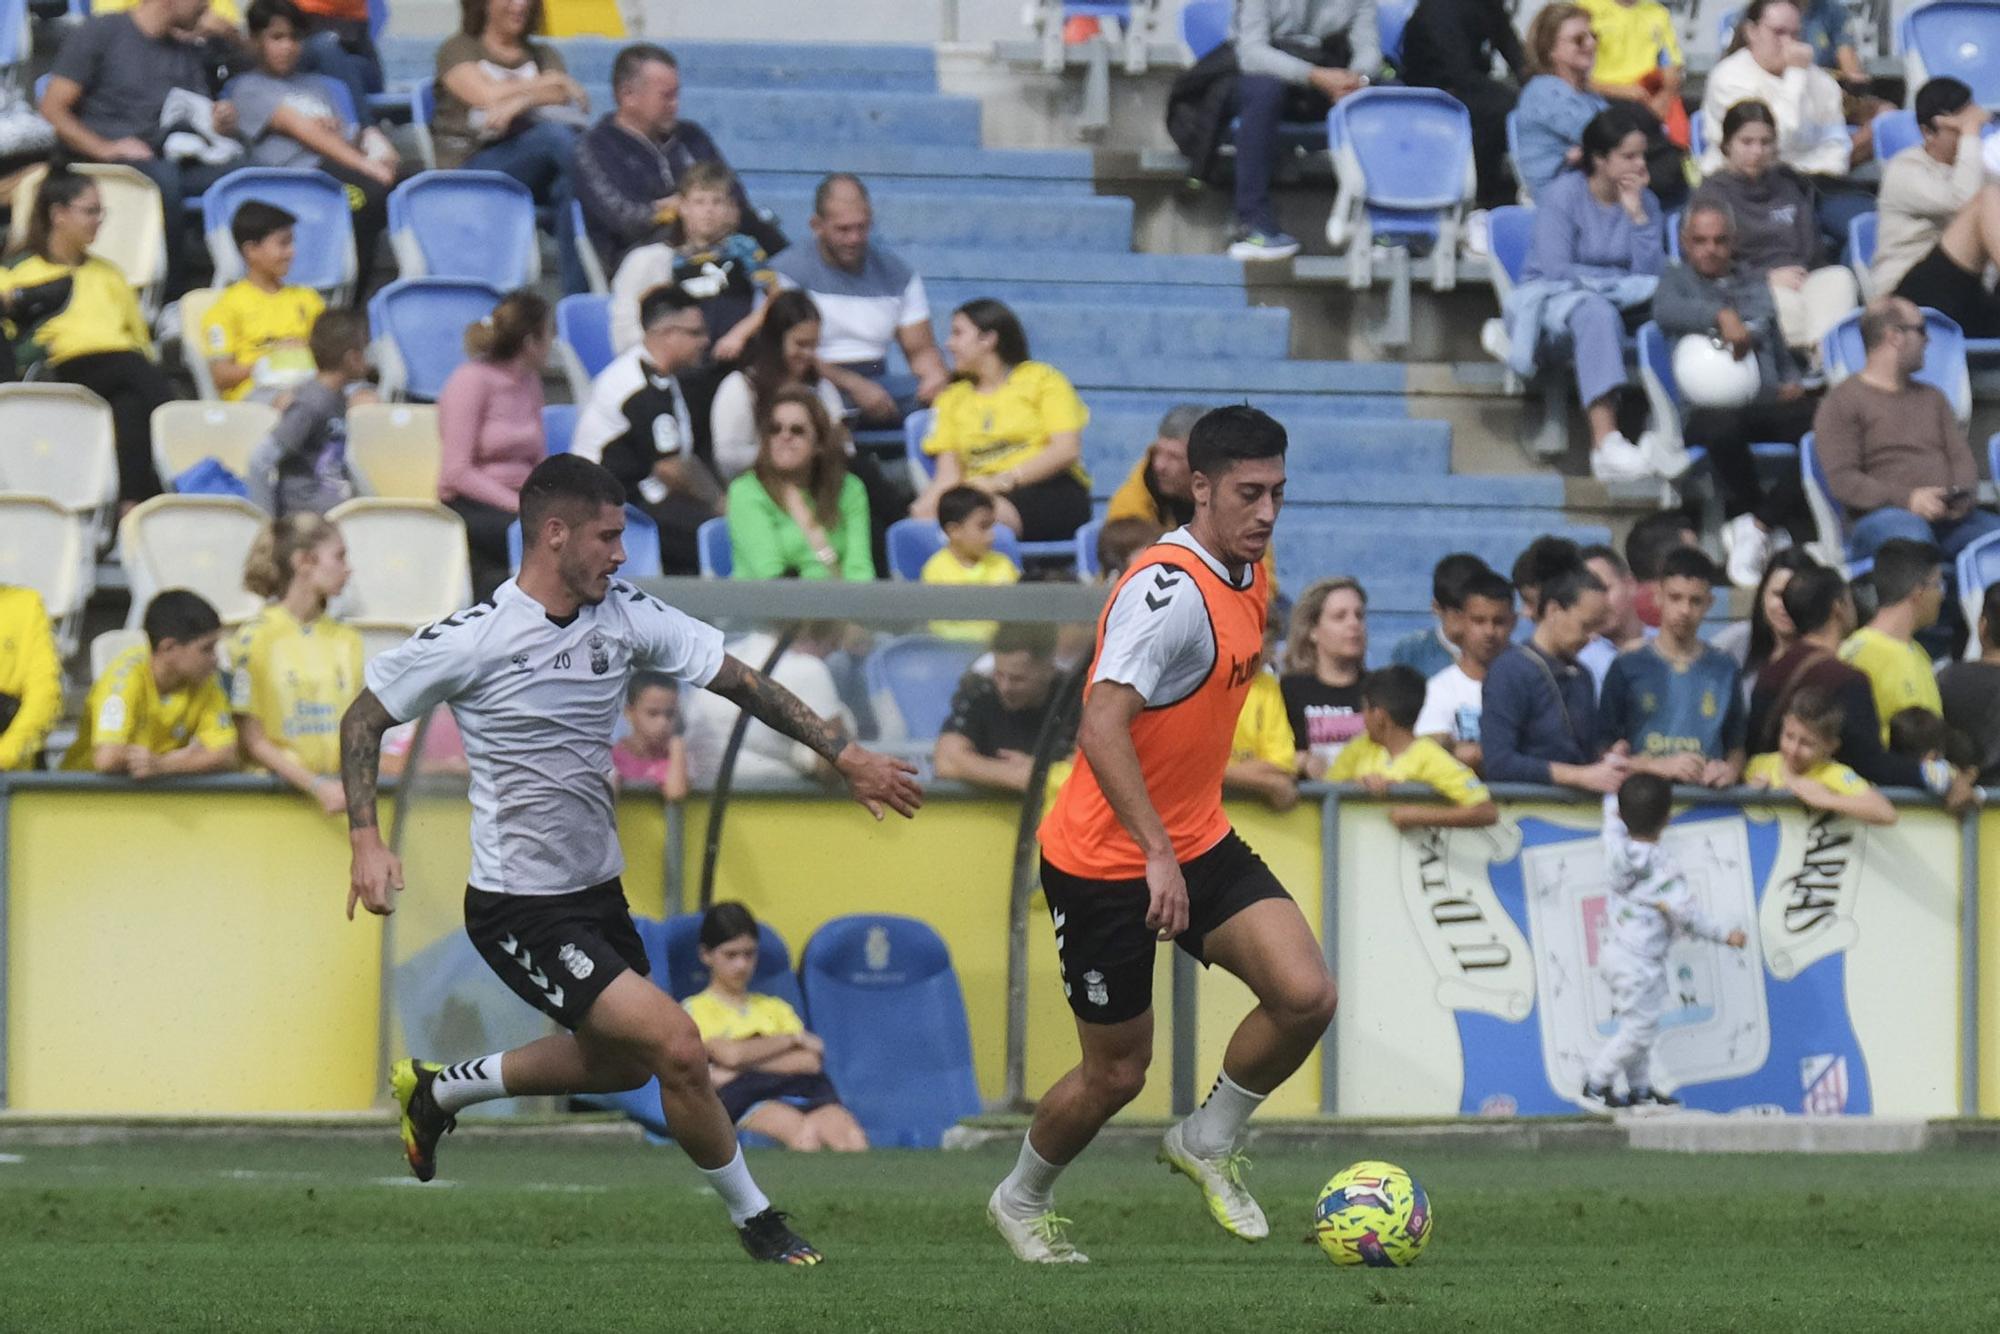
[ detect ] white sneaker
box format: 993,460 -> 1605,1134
1590,432 -> 1656,484
987,1186 -> 1089,1264
1723,513 -> 1774,588
1157,1121 -> 1269,1241
1462,208 -> 1491,257
1638,428 -> 1691,481
1480,317 -> 1510,363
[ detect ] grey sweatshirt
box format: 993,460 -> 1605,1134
1232,0 -> 1381,84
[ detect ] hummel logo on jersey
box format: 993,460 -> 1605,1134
1226,654 -> 1261,688
498,933 -> 566,1009
558,942 -> 595,980
418,605 -> 490,640
1145,569 -> 1182,613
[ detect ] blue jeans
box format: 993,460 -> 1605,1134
300,22 -> 383,119
467,121 -> 586,295
1848,505 -> 2000,564
830,359 -> 920,425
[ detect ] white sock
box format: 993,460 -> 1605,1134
996,1134 -> 1065,1216
700,1146 -> 771,1226
1178,1071 -> 1266,1158
431,1053 -> 509,1114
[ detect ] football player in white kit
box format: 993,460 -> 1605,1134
339,455 -> 922,1265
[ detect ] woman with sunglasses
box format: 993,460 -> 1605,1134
725,383 -> 874,581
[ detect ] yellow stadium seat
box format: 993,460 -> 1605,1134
117,494 -> 268,630
178,287 -> 223,400
89,627 -> 148,679
0,492 -> 89,656
327,498 -> 471,649
0,382 -> 118,553
346,401 -> 442,499
153,400 -> 279,492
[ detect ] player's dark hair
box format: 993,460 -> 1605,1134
1186,404 -> 1287,479
1781,563 -> 1850,635
246,0 -> 306,36
699,901 -> 758,950
1869,537 -> 1943,608
231,199 -> 297,253
639,282 -> 701,331
1660,545 -> 1721,587
1785,684 -> 1845,740
626,670 -> 677,708
1431,552 -> 1491,611
142,588 -> 222,648
519,455 -> 627,549
992,621 -> 1057,660
1618,772 -> 1673,838
1460,568 -> 1516,610
1888,706 -> 1948,760
1916,75 -> 1974,129
936,485 -> 995,530
308,307 -> 368,371
1360,664 -> 1427,731
1625,510 -> 1697,582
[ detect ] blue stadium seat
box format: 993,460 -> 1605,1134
1486,204 -> 1534,301
1716,7 -> 1740,48
1179,0 -> 1227,57
865,635 -> 985,740
572,198 -> 609,294
798,915 -> 981,1148
366,277 -> 504,401
1665,210 -> 1682,262
201,168 -> 357,296
697,516 -> 732,578
541,403 -> 576,455
388,170 -> 540,286
1956,529 -> 2000,641
1869,109 -> 1919,165
409,78 -> 437,169
1325,88 -> 1475,297
1635,320 -> 1798,477
1074,516 -> 1105,578
637,914 -> 805,1012
1799,431 -> 1848,565
904,408 -> 934,488
556,293 -> 614,402
1849,211 -> 1877,298
1378,0 -> 1415,69
506,517 -> 521,572
505,503 -> 659,576
1900,2 -> 2000,109
884,516 -> 1023,581
1820,305 -> 1971,421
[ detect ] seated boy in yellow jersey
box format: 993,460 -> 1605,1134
1744,685 -> 1898,825
921,486 -> 1019,642
1838,538 -> 1945,744
1225,617 -> 1299,811
202,200 -> 326,403
63,591 -> 237,777
231,515 -> 363,813
0,585 -> 63,770
684,903 -> 867,1152
1328,665 -> 1500,832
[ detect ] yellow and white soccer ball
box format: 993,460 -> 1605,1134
1313,1160 -> 1433,1267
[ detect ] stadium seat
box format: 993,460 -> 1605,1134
542,403 -> 577,455
202,167 -> 358,298
1900,2 -> 2000,110
7,164 -> 166,315
571,199 -> 609,294
904,407 -> 935,490
1849,212 -> 1878,300
864,635 -> 985,741
0,494 -> 88,656
1377,0 -> 1414,69
1503,110 -> 1532,204
409,77 -> 438,171
1798,431 -> 1848,566
555,293 -> 614,403
884,516 -> 1023,581
797,914 -> 982,1148
367,278 -> 505,401
1485,205 -> 1534,307
89,626 -> 148,679
177,288 -> 224,400
1178,0 -> 1226,57
1820,305 -> 1971,423
1869,109 -> 1919,166
1665,210 -> 1681,262
388,170 -> 540,286
1635,320 -> 1796,488
0,0 -> 26,70
1956,529 -> 2000,657
346,402 -> 443,499
152,400 -> 278,493
636,914 -> 806,1011
327,498 -> 473,656
117,494 -> 267,628
0,383 -> 118,548
697,515 -> 732,578
1074,515 -> 1105,578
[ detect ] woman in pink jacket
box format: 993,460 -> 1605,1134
437,290 -> 552,598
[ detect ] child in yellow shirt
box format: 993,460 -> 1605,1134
1744,686 -> 1897,825
1329,665 -> 1499,831
1227,617 -> 1299,810
63,591 -> 236,776
202,200 -> 326,403
921,486 -> 1020,642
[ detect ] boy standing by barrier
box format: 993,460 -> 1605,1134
1583,773 -> 1747,1111
1744,687 -> 1899,827
63,590 -> 237,777
1328,665 -> 1498,831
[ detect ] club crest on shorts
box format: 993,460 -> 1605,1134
558,942 -> 595,980
1083,969 -> 1108,1008
587,631 -> 609,675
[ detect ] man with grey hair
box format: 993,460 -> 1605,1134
1653,201 -> 1814,586
1106,403 -> 1207,530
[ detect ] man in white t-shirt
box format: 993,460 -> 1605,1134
338,454 -> 921,1265
1414,568 -> 1515,773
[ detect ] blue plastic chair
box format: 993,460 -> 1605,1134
1799,431 -> 1849,564
541,403 -> 576,455
571,198 -> 609,294
1635,320 -> 1799,473
1956,530 -> 2000,637
388,170 -> 540,286
1326,87 -> 1474,253
367,277 -> 505,401
1716,7 -> 1741,49
1179,0 -> 1227,58
409,78 -> 438,169
1900,2 -> 2000,108
903,407 -> 935,486
865,636 -> 986,740
201,168 -> 357,294
1378,0 -> 1414,69
884,517 -> 1022,581
1821,306 -> 1971,421
1869,109 -> 1919,165
638,914 -> 805,1012
1849,211 -> 1878,296
696,516 -> 732,578
1487,204 -> 1534,293
1665,209 -> 1682,261
556,293 -> 615,401
798,915 -> 982,1148
1074,516 -> 1105,578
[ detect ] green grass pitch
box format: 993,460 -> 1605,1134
5,1130 -> 2000,1331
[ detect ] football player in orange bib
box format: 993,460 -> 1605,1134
988,405 -> 1338,1264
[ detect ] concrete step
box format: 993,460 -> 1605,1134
1075,386 -> 1412,419
928,277 -> 1247,309
901,246 -> 1250,291
1082,412 -> 1453,482
756,189 -> 1133,253
1274,517 -> 1613,591
1057,354 -> 1404,397
943,302 -> 1292,363
379,37 -> 941,93
732,143 -> 1094,194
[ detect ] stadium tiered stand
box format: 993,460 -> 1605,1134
388,171 -> 542,287
202,168 -> 359,300
152,401 -> 278,494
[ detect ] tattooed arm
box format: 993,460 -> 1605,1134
706,654 -> 924,819
340,689 -> 406,918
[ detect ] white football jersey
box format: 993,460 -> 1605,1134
365,578 -> 725,895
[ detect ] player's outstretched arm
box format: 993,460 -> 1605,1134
706,654 -> 923,820
339,689 -> 405,919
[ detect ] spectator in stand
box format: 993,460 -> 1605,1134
1511,533 -> 1585,626
1390,552 -> 1490,680
612,671 -> 689,800
1399,0 -> 1528,213
1744,685 -> 1897,824
9,171 -> 174,504
610,162 -> 778,360
1838,538 -> 1945,739
1939,585 -> 2000,786
1814,296 -> 2000,565
1095,517 -> 1166,581
202,200 -> 325,406
572,284 -> 725,576
1598,547 -> 1746,787
63,590 -> 236,776
911,299 -> 1092,544
1577,544 -> 1649,688
290,0 -> 383,119
1329,665 -> 1499,831
1482,560 -> 1628,792
1504,106 -> 1672,484
1414,566 -> 1515,772
235,0 -> 398,275
922,487 -> 1020,643
1513,5 -> 1608,202
1691,100 -> 1859,357
1624,509 -> 1699,628
432,0 -> 591,294
1227,617 -> 1300,810
683,621 -> 854,787
1875,78 -> 2000,340
726,385 -> 874,582
1577,0 -> 1684,131
244,308 -> 372,517
709,291 -> 845,484
1281,575 -> 1368,777
1699,0 -> 1870,248
232,513 -> 362,813
41,0 -> 241,295
1106,403 -> 1205,530
1715,546 -> 1818,701
574,44 -> 782,280
933,623 -> 1070,795
437,290 -> 552,600
0,586 -> 61,771
1652,202 -> 1815,585
1797,0 -> 1873,94
1219,0 -> 1377,261
770,174 -> 949,426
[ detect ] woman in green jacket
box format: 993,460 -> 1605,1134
725,384 -> 875,580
